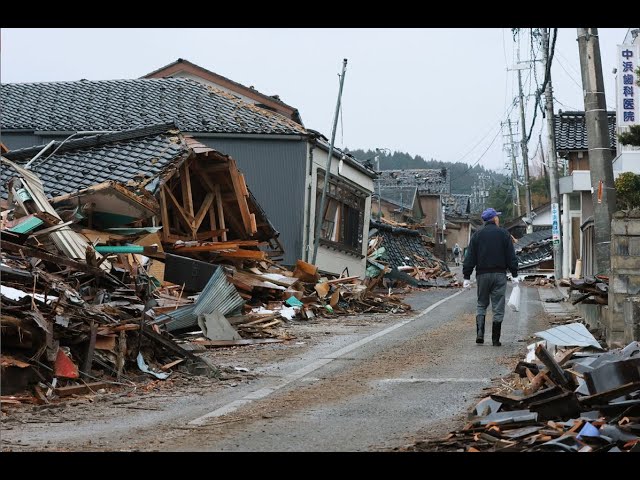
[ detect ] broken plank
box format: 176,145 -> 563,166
578,381 -> 640,406
191,338 -> 284,348
141,325 -> 199,361
325,275 -> 360,285
535,344 -> 576,390
1,239 -> 105,276
217,249 -> 267,260
81,321 -> 98,380
54,382 -> 109,397
160,359 -> 185,371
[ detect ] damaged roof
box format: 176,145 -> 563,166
442,194 -> 471,218
554,110 -> 617,152
1,123 -> 187,199
515,229 -> 552,269
378,186 -> 418,210
142,58 -> 303,125
375,169 -> 450,195
1,78 -> 306,135
370,220 -> 440,269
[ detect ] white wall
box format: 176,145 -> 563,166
303,144 -> 374,277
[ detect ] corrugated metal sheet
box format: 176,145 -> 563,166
153,266 -> 244,333
199,138 -> 307,266
534,323 -> 603,349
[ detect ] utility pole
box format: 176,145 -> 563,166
504,120 -> 522,217
516,38 -> 533,233
577,28 -> 617,275
542,27 -> 563,282
312,59 -> 348,265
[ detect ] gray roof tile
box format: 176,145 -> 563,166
375,168 -> 450,195
554,110 -> 617,151
1,78 -> 306,135
1,123 -> 187,199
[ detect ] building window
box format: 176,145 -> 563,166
569,192 -> 581,212
316,171 -> 366,253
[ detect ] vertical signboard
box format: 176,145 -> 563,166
618,44 -> 640,126
551,202 -> 560,246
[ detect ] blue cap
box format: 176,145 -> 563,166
481,208 -> 502,221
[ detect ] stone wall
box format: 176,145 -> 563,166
609,210 -> 640,345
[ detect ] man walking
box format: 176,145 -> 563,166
462,208 -> 518,346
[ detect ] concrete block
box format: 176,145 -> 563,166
615,236 -> 629,256
623,296 -> 640,342
611,275 -> 640,294
611,255 -> 640,270
612,219 -> 640,236
578,303 -> 606,331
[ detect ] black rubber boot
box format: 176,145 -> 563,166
492,321 -> 502,346
475,315 -> 485,344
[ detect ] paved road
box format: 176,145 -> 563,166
2,279 -> 552,452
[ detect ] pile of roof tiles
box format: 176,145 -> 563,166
405,324 -> 640,452
515,229 -> 553,273
367,219 -> 459,288
566,275 -> 609,306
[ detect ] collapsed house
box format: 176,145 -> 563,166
515,229 -> 553,275
0,125 -> 411,403
0,78 -> 376,276
367,219 -> 458,288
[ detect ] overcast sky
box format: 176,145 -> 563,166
1,28 -> 632,174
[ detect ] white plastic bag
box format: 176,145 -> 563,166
507,285 -> 521,312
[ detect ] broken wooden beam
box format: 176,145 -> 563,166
535,344 -> 576,390
54,382 -> 109,397
190,338 -> 284,348
1,239 -> 105,276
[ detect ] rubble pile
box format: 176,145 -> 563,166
367,219 -> 458,288
1,129 -> 414,405
408,325 -> 640,452
564,275 -> 609,306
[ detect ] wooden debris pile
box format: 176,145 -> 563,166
367,219 -> 459,288
405,325 -> 640,452
566,276 -> 609,306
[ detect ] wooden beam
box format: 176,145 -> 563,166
191,338 -> 283,347
217,249 -> 267,260
82,321 -> 98,380
193,193 -> 215,232
0,239 -> 105,276
54,382 -> 109,397
228,160 -> 253,234
164,185 -> 194,230
159,187 -> 172,242
181,162 -> 195,220
215,184 -> 227,241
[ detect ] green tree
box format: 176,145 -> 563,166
615,172 -> 640,210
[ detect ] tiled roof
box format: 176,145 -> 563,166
370,220 -> 440,269
375,169 -> 449,195
515,229 -> 552,269
378,186 -> 417,210
143,58 -> 299,112
442,193 -> 471,218
554,110 -> 617,151
1,78 -> 306,135
1,123 -> 187,199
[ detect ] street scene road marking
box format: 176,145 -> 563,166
380,377 -> 491,384
189,289 -> 465,426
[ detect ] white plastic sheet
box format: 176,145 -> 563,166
507,285 -> 521,312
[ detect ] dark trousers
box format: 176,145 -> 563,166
476,272 -> 507,323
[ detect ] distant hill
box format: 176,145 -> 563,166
345,148 -> 508,195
